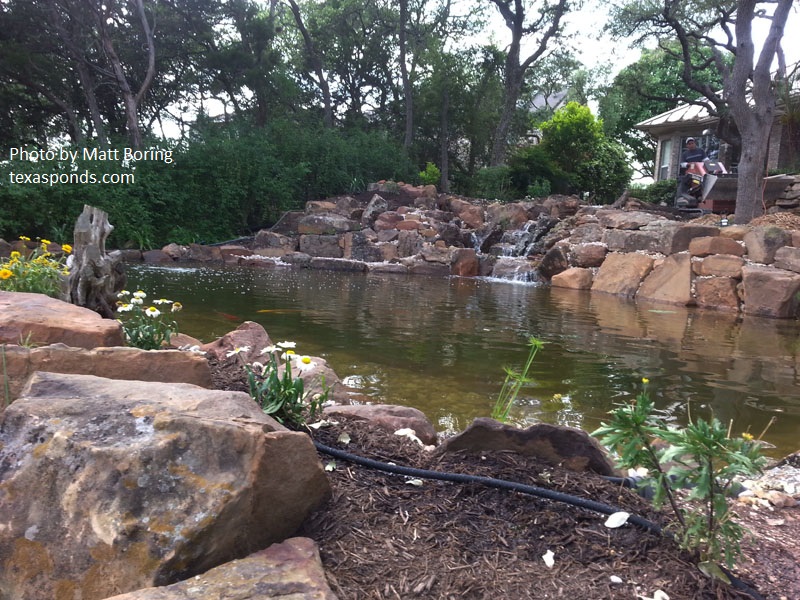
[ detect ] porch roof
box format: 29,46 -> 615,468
635,102 -> 717,136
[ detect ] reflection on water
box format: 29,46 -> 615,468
128,263 -> 800,457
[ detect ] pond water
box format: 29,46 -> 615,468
128,263 -> 800,458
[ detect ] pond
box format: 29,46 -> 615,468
128,263 -> 800,458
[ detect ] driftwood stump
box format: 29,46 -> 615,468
68,205 -> 127,318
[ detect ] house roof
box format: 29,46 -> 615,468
635,101 -> 717,135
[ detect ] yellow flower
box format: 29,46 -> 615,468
741,432 -> 754,441
19,235 -> 30,241
0,268 -> 13,280
642,377 -> 650,384
61,244 -> 72,254
10,251 -> 20,260
41,239 -> 52,246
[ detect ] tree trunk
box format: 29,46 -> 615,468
729,0 -> 792,223
285,0 -> 334,127
440,86 -> 449,192
399,0 -> 413,148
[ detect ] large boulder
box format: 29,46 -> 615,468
591,253 -> 655,298
0,372 -> 331,600
637,253 -> 693,306
323,404 -> 438,446
744,226 -> 792,264
0,291 -> 124,348
2,344 -> 212,403
741,264 -> 800,318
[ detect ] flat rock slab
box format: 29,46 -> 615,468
103,538 -> 338,600
0,291 -> 124,348
437,417 -> 616,475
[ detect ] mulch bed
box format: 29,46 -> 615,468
298,418 -> 759,600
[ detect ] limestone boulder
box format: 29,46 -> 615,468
253,231 -> 298,256
361,194 -> 390,227
449,198 -> 485,229
103,538 -> 337,600
595,209 -> 665,230
342,231 -> 384,262
648,222 -> 720,254
142,249 -> 174,264
741,265 -> 800,318
688,236 -> 744,257
0,291 -> 124,348
486,202 -> 529,230
744,226 -> 792,264
309,257 -> 368,272
637,253 -> 693,306
491,257 -> 541,282
450,248 -> 479,277
2,344 -> 212,403
438,417 -> 616,475
199,321 -> 272,364
323,404 -> 438,446
538,245 -> 570,279
299,234 -> 343,258
693,254 -> 745,278
569,243 -> 607,268
602,229 -> 664,253
186,244 -> 222,262
591,253 -> 655,298
297,214 -> 360,236
0,372 -> 331,600
773,246 -> 800,274
695,277 -> 741,311
551,267 -> 593,290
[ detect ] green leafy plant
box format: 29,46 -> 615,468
418,162 -> 441,186
592,380 -> 767,571
491,336 -> 544,422
240,341 -> 328,427
115,290 -> 182,350
0,237 -> 71,298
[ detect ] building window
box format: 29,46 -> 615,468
659,139 -> 672,181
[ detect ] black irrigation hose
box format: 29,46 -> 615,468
313,440 -> 765,600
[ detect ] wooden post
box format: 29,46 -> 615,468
67,205 -> 127,318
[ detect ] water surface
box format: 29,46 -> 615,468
128,263 -> 800,457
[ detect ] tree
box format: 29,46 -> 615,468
609,0 -> 794,223
487,0 -> 573,166
538,101 -> 631,201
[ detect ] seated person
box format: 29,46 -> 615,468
676,137 -> 707,206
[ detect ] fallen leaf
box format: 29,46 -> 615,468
324,461 -> 336,472
405,478 -> 424,487
542,549 -> 555,568
394,428 -> 424,446
609,575 -> 623,584
604,511 -> 630,528
698,561 -> 731,584
337,432 -> 351,445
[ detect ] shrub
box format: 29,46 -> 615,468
419,162 -> 441,186
593,380 -> 767,571
474,165 -> 515,201
632,179 -> 678,205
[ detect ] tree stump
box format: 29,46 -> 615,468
68,205 -> 127,318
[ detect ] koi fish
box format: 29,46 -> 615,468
214,310 -> 241,321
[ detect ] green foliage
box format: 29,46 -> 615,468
0,237 -> 70,298
631,179 -> 678,205
593,381 -> 767,569
115,290 -> 182,350
474,165 -> 514,201
504,104 -> 631,203
0,120 -> 415,249
491,337 -> 544,422
418,162 -> 441,186
244,342 -> 328,427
